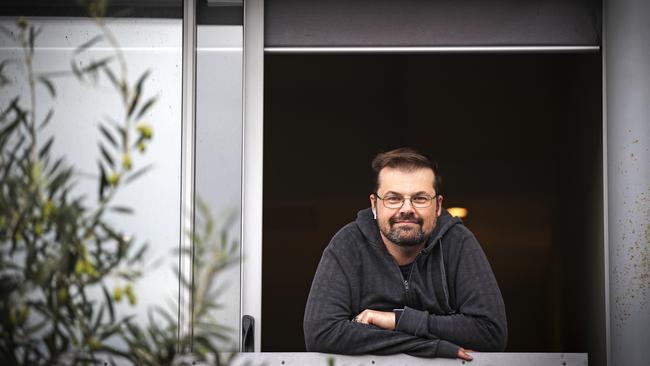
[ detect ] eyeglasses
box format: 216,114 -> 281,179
374,192 -> 438,209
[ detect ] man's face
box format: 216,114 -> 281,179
370,167 -> 443,248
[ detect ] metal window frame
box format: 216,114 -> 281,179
181,0 -> 253,353
243,3 -> 607,357
179,0 -> 197,353
264,46 -> 600,53
242,0 -> 264,352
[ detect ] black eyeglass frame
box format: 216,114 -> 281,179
373,192 -> 439,209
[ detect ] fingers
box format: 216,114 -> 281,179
457,347 -> 473,361
352,309 -> 372,324
357,310 -> 371,324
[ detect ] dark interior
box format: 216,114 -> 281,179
262,53 -> 604,363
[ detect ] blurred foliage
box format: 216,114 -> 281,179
0,2 -> 239,365
120,200 -> 240,366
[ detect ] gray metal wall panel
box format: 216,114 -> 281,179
605,0 -> 650,365
265,0 -> 601,47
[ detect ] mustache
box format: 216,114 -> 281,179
388,212 -> 423,226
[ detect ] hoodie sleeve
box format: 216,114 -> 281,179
395,232 -> 508,351
304,247 -> 460,358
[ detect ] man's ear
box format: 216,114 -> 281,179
436,195 -> 444,217
369,194 -> 377,219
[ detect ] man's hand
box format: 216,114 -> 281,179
458,347 -> 473,361
354,310 -> 474,361
354,309 -> 395,330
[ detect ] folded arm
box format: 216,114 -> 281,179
304,248 -> 459,358
395,234 -> 508,351
352,309 -> 473,361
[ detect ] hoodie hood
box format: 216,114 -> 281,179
355,207 -> 462,253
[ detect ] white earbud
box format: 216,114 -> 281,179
372,208 -> 377,219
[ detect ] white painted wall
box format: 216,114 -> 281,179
0,18 -> 245,351
0,17 -> 183,326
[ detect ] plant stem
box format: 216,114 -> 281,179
95,18 -> 133,158
20,27 -> 37,166
81,17 -> 132,242
95,17 -> 128,105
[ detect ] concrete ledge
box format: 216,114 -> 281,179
230,353 -> 588,366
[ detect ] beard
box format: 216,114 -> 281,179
380,212 -> 427,247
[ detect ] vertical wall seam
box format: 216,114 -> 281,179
601,0 -> 611,363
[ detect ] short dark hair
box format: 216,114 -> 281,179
371,148 -> 442,194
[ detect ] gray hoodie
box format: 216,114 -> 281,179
303,207 -> 507,358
